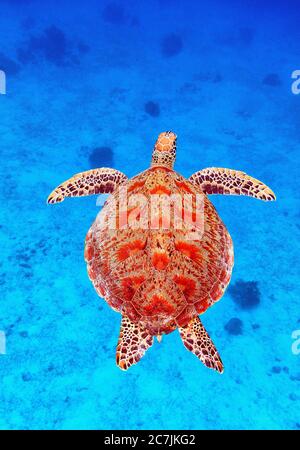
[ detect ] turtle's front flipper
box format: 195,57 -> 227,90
116,315 -> 153,370
47,168 -> 128,204
178,316 -> 224,373
189,167 -> 276,201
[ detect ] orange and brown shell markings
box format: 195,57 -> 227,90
85,165 -> 234,336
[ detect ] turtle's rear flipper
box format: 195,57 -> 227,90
189,167 -> 276,201
178,316 -> 224,373
47,168 -> 128,204
116,315 -> 153,370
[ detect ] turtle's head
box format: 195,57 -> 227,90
151,131 -> 177,170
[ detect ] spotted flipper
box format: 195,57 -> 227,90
189,167 -> 276,201
47,168 -> 128,204
116,315 -> 154,370
179,316 -> 224,373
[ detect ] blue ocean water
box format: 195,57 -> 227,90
0,0 -> 299,430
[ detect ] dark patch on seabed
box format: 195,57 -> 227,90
144,101 -> 160,117
89,147 -> 114,168
17,26 -> 89,66
271,366 -> 281,374
263,73 -> 282,87
224,317 -> 243,335
102,2 -> 127,25
160,33 -> 183,58
228,280 -> 261,309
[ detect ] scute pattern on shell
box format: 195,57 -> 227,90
85,167 -> 234,335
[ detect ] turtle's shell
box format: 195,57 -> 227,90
85,167 -> 233,335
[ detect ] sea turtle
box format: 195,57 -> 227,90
48,132 -> 275,372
